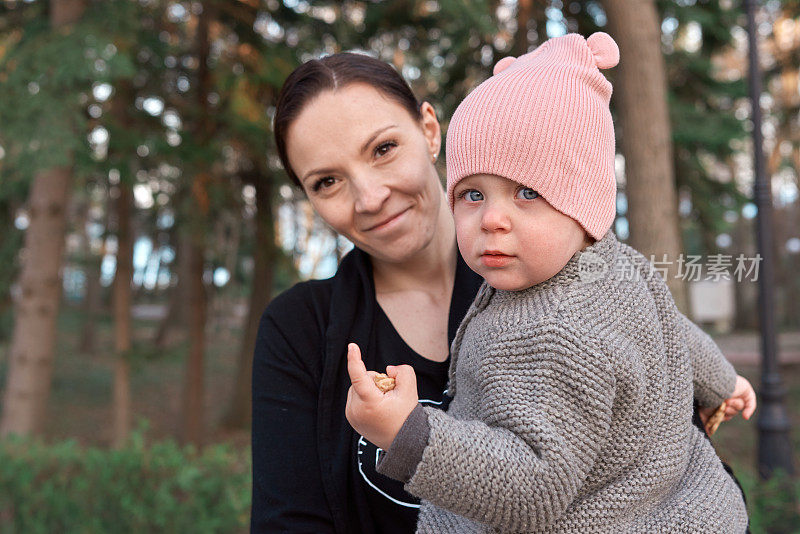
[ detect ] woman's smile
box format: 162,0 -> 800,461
364,206 -> 412,233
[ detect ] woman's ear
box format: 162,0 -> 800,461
419,102 -> 441,160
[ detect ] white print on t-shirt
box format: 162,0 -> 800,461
357,398 -> 443,508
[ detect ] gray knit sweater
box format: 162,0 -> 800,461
377,231 -> 748,533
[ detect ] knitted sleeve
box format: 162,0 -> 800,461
678,311 -> 737,408
403,320 -> 616,532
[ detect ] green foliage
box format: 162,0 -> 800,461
0,427 -> 251,534
0,11 -> 136,185
359,0 -> 503,119
735,468 -> 800,533
659,0 -> 750,253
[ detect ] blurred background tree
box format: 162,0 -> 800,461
1,0 -> 93,438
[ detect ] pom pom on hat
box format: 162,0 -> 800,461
493,56 -> 516,75
587,32 -> 619,70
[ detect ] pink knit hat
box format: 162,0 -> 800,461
446,32 -> 620,240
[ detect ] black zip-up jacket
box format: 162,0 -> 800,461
250,247 -> 481,533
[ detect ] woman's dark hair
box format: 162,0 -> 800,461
274,52 -> 423,186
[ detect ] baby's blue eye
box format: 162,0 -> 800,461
465,190 -> 484,202
516,188 -> 539,200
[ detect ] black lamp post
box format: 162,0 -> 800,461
744,0 -> 794,479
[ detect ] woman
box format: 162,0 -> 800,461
250,52 -> 746,533
250,52 -> 482,533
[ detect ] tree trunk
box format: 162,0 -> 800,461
79,257 -> 102,354
513,0 -> 532,57
732,212 -> 757,330
50,0 -> 85,25
786,203 -> 800,328
0,0 -> 88,438
210,211 -> 241,334
106,76 -> 137,447
602,0 -> 689,314
181,1 -> 213,447
0,0 -> 86,440
532,1 -> 548,47
0,170 -> 72,437
153,226 -> 187,347
222,172 -> 275,430
220,212 -> 241,332
182,231 -> 207,446
78,196 -> 102,354
111,181 -> 133,448
153,265 -> 185,347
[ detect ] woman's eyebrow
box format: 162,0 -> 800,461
300,124 -> 399,183
360,124 -> 397,154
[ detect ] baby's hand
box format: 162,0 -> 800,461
699,375 -> 757,431
344,343 -> 419,450
724,375 -> 757,421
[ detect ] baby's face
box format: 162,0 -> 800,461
453,174 -> 592,291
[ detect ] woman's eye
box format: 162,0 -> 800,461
463,190 -> 483,202
313,176 -> 336,192
516,188 -> 539,200
375,141 -> 397,157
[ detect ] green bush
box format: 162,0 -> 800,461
736,468 -> 800,533
0,429 -> 250,533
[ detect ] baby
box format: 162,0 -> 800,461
346,32 -> 755,533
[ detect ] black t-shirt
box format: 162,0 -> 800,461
356,304 -> 453,533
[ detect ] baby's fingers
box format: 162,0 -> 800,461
386,364 -> 418,398
725,398 -> 744,414
346,343 -> 381,401
730,375 -> 757,420
742,387 -> 757,420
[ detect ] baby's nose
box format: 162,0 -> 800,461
480,204 -> 511,232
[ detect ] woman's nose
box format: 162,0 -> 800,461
353,176 -> 391,214
480,202 -> 511,232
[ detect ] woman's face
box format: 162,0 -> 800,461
286,83 -> 443,264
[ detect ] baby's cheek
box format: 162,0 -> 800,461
454,216 -> 476,248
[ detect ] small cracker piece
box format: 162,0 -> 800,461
373,373 -> 396,393
706,401 -> 727,436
